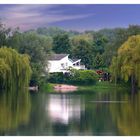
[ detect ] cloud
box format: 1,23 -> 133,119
0,5 -> 93,30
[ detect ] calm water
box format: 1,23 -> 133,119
0,88 -> 140,136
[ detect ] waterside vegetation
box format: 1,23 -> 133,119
0,47 -> 31,90
1,22 -> 140,92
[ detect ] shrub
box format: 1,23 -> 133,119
48,72 -> 64,83
48,69 -> 99,85
69,69 -> 99,85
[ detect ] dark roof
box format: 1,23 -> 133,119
48,54 -> 69,60
71,58 -> 81,62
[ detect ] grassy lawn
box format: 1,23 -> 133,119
41,81 -> 130,93
41,83 -> 55,92
78,81 -> 130,91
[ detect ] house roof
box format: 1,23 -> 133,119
71,58 -> 81,63
48,54 -> 69,60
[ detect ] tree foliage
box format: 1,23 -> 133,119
93,53 -> 104,69
36,27 -> 66,37
52,33 -> 71,53
2,20 -> 140,87
69,69 -> 99,85
71,35 -> 93,69
110,35 -> 140,89
48,69 -> 98,85
0,47 -> 32,89
9,31 -> 52,85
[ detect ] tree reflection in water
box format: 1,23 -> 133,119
1,88 -> 140,136
0,89 -> 31,135
110,90 -> 140,135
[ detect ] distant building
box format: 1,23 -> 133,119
46,54 -> 86,73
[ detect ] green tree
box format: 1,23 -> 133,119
9,31 -> 52,86
0,47 -> 32,90
52,33 -> 71,53
93,53 -> 104,69
110,35 -> 140,92
101,26 -> 140,67
7,28 -> 22,51
71,34 -> 94,69
71,39 -> 93,69
127,25 -> 140,36
69,69 -> 98,85
36,27 -> 66,37
92,33 -> 107,54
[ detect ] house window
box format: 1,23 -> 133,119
66,63 -> 68,66
61,63 -> 65,68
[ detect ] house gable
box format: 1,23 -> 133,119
47,54 -> 85,73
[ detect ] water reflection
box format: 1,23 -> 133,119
110,91 -> 140,136
0,89 -> 31,134
1,88 -> 140,136
46,94 -> 85,124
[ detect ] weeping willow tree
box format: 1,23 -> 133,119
110,35 -> 140,92
0,47 -> 32,90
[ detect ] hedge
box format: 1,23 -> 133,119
48,69 -> 99,85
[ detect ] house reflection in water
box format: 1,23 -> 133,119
46,94 -> 85,124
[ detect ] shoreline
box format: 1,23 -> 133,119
53,84 -> 78,93
41,81 -> 130,93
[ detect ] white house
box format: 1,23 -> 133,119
46,54 -> 86,73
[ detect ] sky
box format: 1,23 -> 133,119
1,4 -> 140,31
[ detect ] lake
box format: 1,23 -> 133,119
0,88 -> 140,136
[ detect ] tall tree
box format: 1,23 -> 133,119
92,33 -> 108,54
52,33 -> 71,53
71,39 -> 93,69
110,35 -> 140,92
7,28 -> 22,51
93,53 -> 104,69
0,47 -> 32,90
8,31 -> 52,85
